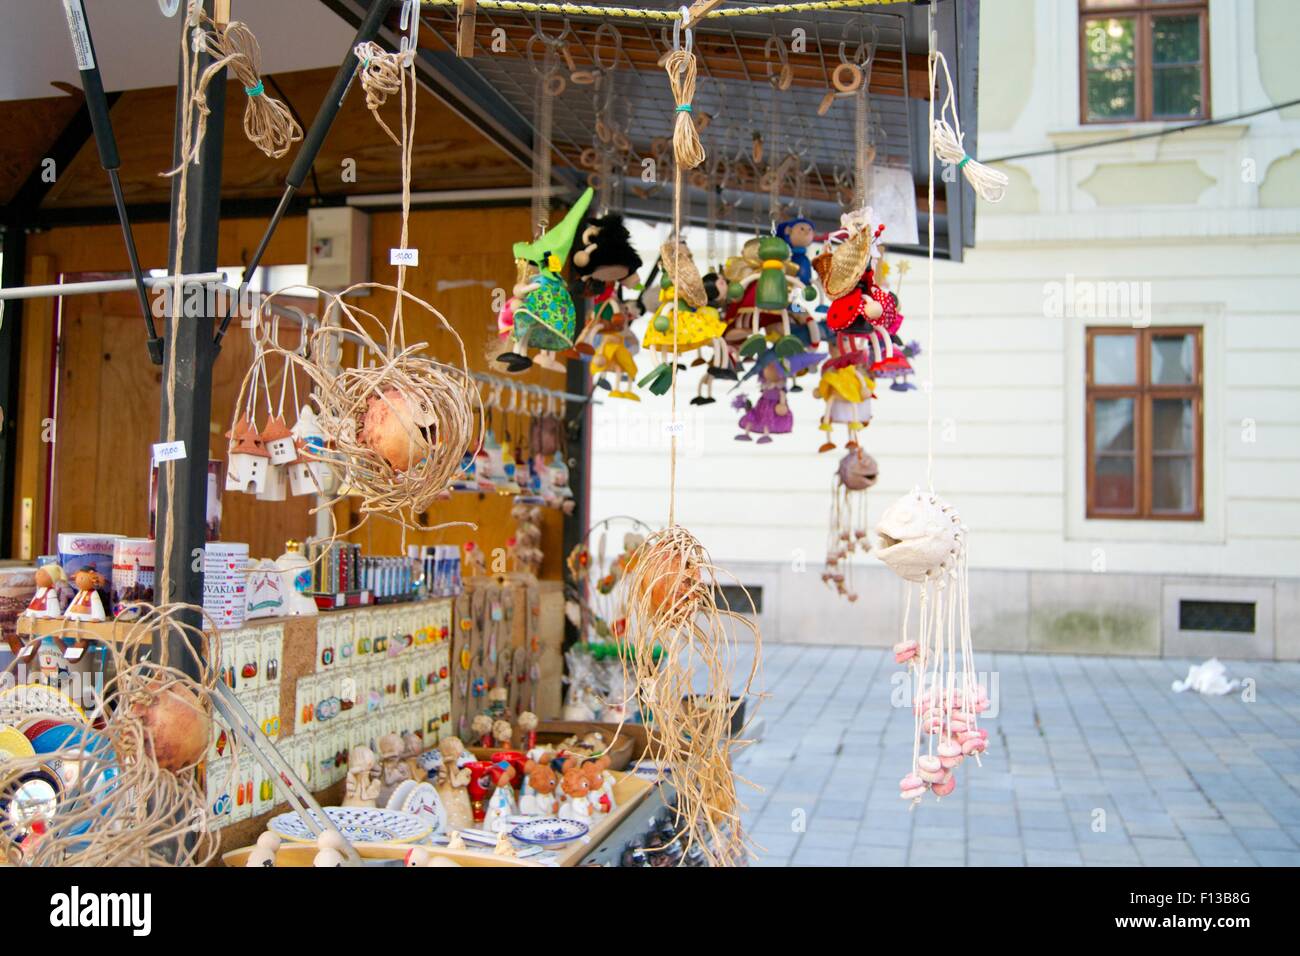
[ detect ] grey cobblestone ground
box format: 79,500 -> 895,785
732,644 -> 1300,867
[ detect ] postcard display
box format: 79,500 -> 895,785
203,600 -> 453,834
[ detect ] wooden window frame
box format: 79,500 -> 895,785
1078,0 -> 1211,125
1085,326 -> 1203,521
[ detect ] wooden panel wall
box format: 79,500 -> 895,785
14,205 -> 570,579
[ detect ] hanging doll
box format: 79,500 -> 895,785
724,235 -> 819,360
25,564 -> 67,619
690,270 -> 740,405
776,216 -> 817,285
571,213 -> 644,399
637,239 -> 725,396
815,211 -> 898,368
824,448 -> 879,602
64,569 -> 107,623
733,361 -> 794,443
814,346 -> 876,453
496,188 -> 595,373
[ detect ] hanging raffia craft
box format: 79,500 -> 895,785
879,31 -> 1007,806
0,605 -> 234,866
618,17 -> 760,867
823,448 -> 878,602
227,30 -> 481,535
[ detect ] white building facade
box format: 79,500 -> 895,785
590,0 -> 1300,660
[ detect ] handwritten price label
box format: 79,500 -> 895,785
661,421 -> 686,437
389,248 -> 419,267
153,440 -> 187,464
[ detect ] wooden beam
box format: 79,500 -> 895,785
456,0 -> 477,57
686,0 -> 727,22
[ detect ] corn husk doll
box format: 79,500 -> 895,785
637,240 -> 725,396
496,188 -> 595,373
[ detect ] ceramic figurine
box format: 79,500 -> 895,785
244,559 -> 287,620
493,829 -> 518,858
290,405 -> 332,496
492,719 -> 514,751
519,758 -> 559,817
63,569 -> 107,623
517,711 -> 538,750
471,713 -> 494,748
401,732 -> 427,781
261,416 -> 297,465
482,762 -> 518,833
446,830 -> 467,850
343,746 -> 381,807
275,540 -> 318,616
376,732 -> 413,806
557,758 -> 593,823
582,755 -> 617,816
25,564 -> 67,619
435,737 -> 475,831
225,416 -> 270,494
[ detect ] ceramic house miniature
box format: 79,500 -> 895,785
261,415 -> 297,465
225,418 -> 270,495
290,405 -> 332,496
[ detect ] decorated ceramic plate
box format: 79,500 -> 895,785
511,817 -> 589,846
0,684 -> 87,725
398,781 -> 446,835
0,725 -> 34,760
268,806 -> 431,845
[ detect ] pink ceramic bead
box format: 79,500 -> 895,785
932,774 -> 957,797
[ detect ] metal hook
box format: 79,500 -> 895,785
672,6 -> 693,55
399,0 -> 420,58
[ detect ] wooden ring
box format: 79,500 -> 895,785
817,89 -> 837,117
579,147 -> 600,169
612,131 -> 631,152
833,62 -> 862,94
545,74 -> 566,96
570,70 -> 597,86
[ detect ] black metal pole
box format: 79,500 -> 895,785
562,293 -> 591,651
158,2 -> 225,671
60,0 -> 163,364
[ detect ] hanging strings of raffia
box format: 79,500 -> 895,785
612,39 -> 761,867
0,605 -> 234,867
229,39 -> 482,538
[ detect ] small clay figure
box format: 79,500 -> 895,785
64,569 -> 107,622
25,565 -> 67,619
482,763 -> 517,833
582,755 -> 616,817
517,711 -> 539,750
435,737 -> 474,831
519,758 -> 559,816
343,746 -> 381,807
492,719 -> 513,751
376,732 -> 412,806
557,758 -> 593,822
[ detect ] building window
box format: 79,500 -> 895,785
1086,327 -> 1202,520
1079,1 -> 1209,123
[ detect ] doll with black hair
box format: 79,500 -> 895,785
571,213 -> 644,399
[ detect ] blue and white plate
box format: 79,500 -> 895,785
268,806 -> 431,844
511,817 -> 589,846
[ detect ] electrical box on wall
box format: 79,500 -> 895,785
307,207 -> 370,290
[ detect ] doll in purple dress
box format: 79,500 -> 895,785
734,363 -> 794,443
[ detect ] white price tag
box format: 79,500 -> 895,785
661,420 -> 685,437
389,248 -> 419,267
153,440 -> 187,464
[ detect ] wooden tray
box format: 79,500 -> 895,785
222,841 -> 542,867
472,721 -> 647,771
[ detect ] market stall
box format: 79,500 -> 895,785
0,0 -> 997,868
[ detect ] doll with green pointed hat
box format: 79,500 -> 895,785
495,188 -> 595,373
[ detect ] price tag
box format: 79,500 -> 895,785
390,248 -> 419,267
661,420 -> 686,437
153,440 -> 187,464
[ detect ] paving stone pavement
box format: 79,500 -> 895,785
730,644 -> 1300,867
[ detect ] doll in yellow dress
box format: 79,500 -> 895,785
815,359 -> 875,453
637,240 -> 725,396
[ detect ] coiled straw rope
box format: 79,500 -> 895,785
170,17 -> 303,168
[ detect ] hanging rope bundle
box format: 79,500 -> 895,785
929,50 -> 1008,204
171,16 -> 303,166
662,48 -> 705,170
0,605 -> 235,867
620,526 -> 759,866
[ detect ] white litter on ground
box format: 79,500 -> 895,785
1171,658 -> 1241,696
